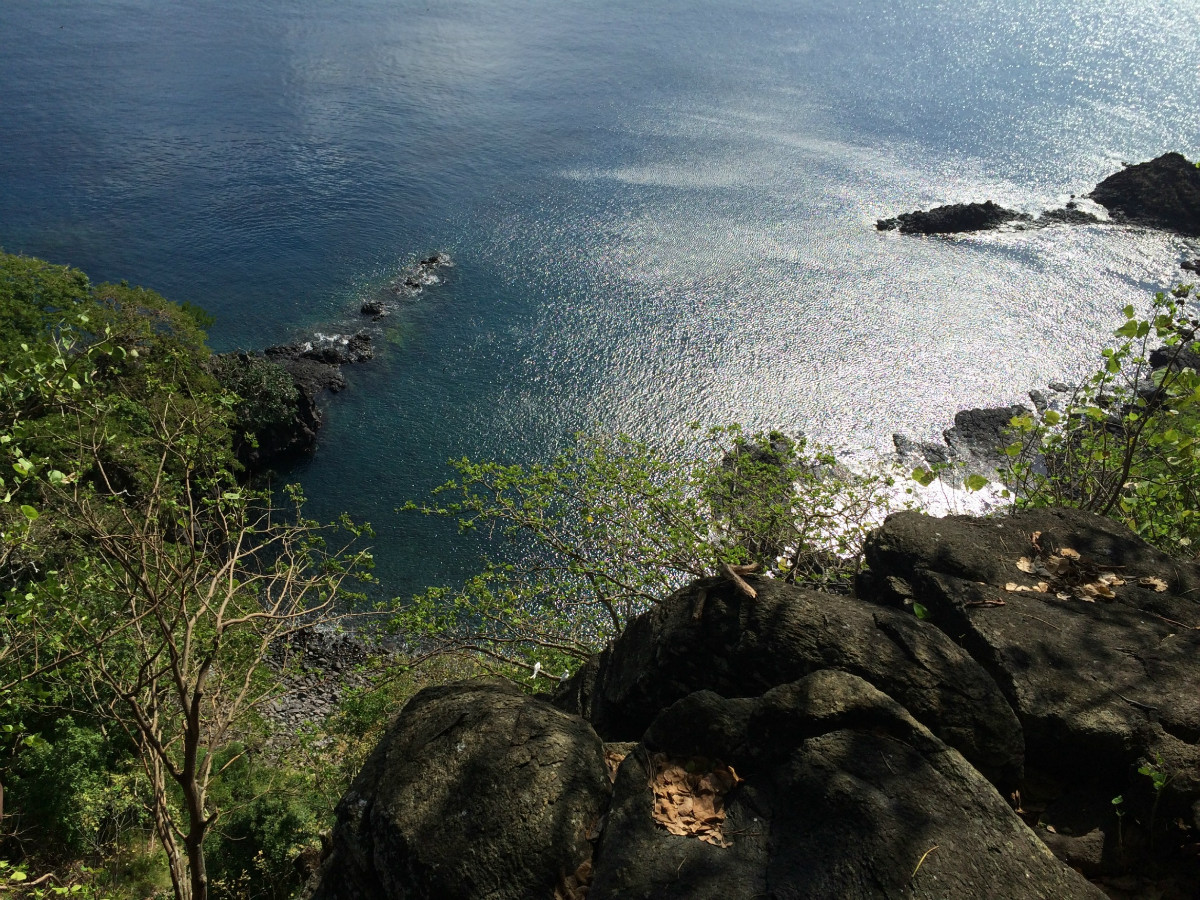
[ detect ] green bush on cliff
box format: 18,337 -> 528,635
399,426 -> 902,682
1004,283 -> 1200,553
0,252 -> 372,900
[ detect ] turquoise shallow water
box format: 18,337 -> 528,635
2,0 -> 1198,596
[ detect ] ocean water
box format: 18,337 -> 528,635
2,0 -> 1198,596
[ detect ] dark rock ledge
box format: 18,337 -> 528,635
877,152 -> 1199,238
209,331 -> 374,472
304,506 -> 1200,899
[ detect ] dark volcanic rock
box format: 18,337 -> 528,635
209,351 -> 323,470
942,404 -> 1030,467
589,673 -> 1103,900
1038,205 -> 1102,226
1183,257 -> 1200,274
312,679 -> 611,900
555,575 -> 1023,789
359,297 -> 387,319
861,507 -> 1200,812
1088,153 -> 1200,236
877,200 -> 1032,234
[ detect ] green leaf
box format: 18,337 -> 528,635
911,467 -> 936,487
912,602 -> 929,620
19,505 -> 38,521
963,474 -> 989,492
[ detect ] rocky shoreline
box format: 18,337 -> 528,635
209,252 -> 451,473
877,152 -> 1200,242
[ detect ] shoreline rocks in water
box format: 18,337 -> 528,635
1088,152 -> 1200,237
877,152 -> 1198,237
210,331 -> 374,472
360,252 -> 453,320
876,200 -> 1031,234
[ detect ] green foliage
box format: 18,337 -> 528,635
0,252 -> 374,900
205,352 -> 300,440
399,426 -> 901,679
1004,284 -> 1200,554
203,746 -> 325,900
6,719 -> 145,857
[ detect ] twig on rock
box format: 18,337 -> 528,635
721,563 -> 758,600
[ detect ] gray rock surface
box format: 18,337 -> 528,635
555,575 -> 1024,789
590,673 -> 1103,899
861,508 -> 1200,814
310,679 -> 611,900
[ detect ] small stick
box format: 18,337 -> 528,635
911,845 -> 939,880
721,563 -> 757,600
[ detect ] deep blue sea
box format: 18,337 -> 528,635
2,0 -> 1198,596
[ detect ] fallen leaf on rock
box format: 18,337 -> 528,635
1059,548 -> 1081,560
1139,576 -> 1169,592
1044,555 -> 1073,577
650,753 -> 742,847
1099,572 -> 1125,587
604,746 -> 630,783
1016,557 -> 1036,574
554,857 -> 593,900
1077,582 -> 1113,601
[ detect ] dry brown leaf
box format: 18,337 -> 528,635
1056,592 -> 1071,601
1044,556 -> 1072,576
1016,557 -> 1036,574
649,753 -> 743,847
1076,582 -> 1113,601
1031,531 -> 1042,552
555,858 -> 594,900
604,746 -> 629,783
1139,576 -> 1169,592
1059,548 -> 1081,560
1005,582 -> 1030,592
1034,582 -> 1050,593
1099,572 -> 1125,587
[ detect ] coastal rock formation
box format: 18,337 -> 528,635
308,507 -> 1200,898
211,332 -> 374,471
359,252 -> 454,320
878,152 -> 1199,237
1088,153 -> 1200,237
893,403 -> 1031,475
861,508 -> 1200,819
876,200 -> 1031,234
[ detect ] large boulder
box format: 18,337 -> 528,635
1088,153 -> 1200,236
861,508 -> 1200,817
589,673 -> 1103,899
311,679 -> 612,900
555,575 -> 1023,790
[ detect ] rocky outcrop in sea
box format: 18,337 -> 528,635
877,153 -> 1199,242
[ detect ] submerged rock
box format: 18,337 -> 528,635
1088,152 -> 1200,236
876,200 -> 1032,234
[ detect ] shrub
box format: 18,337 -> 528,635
1003,284 -> 1200,554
